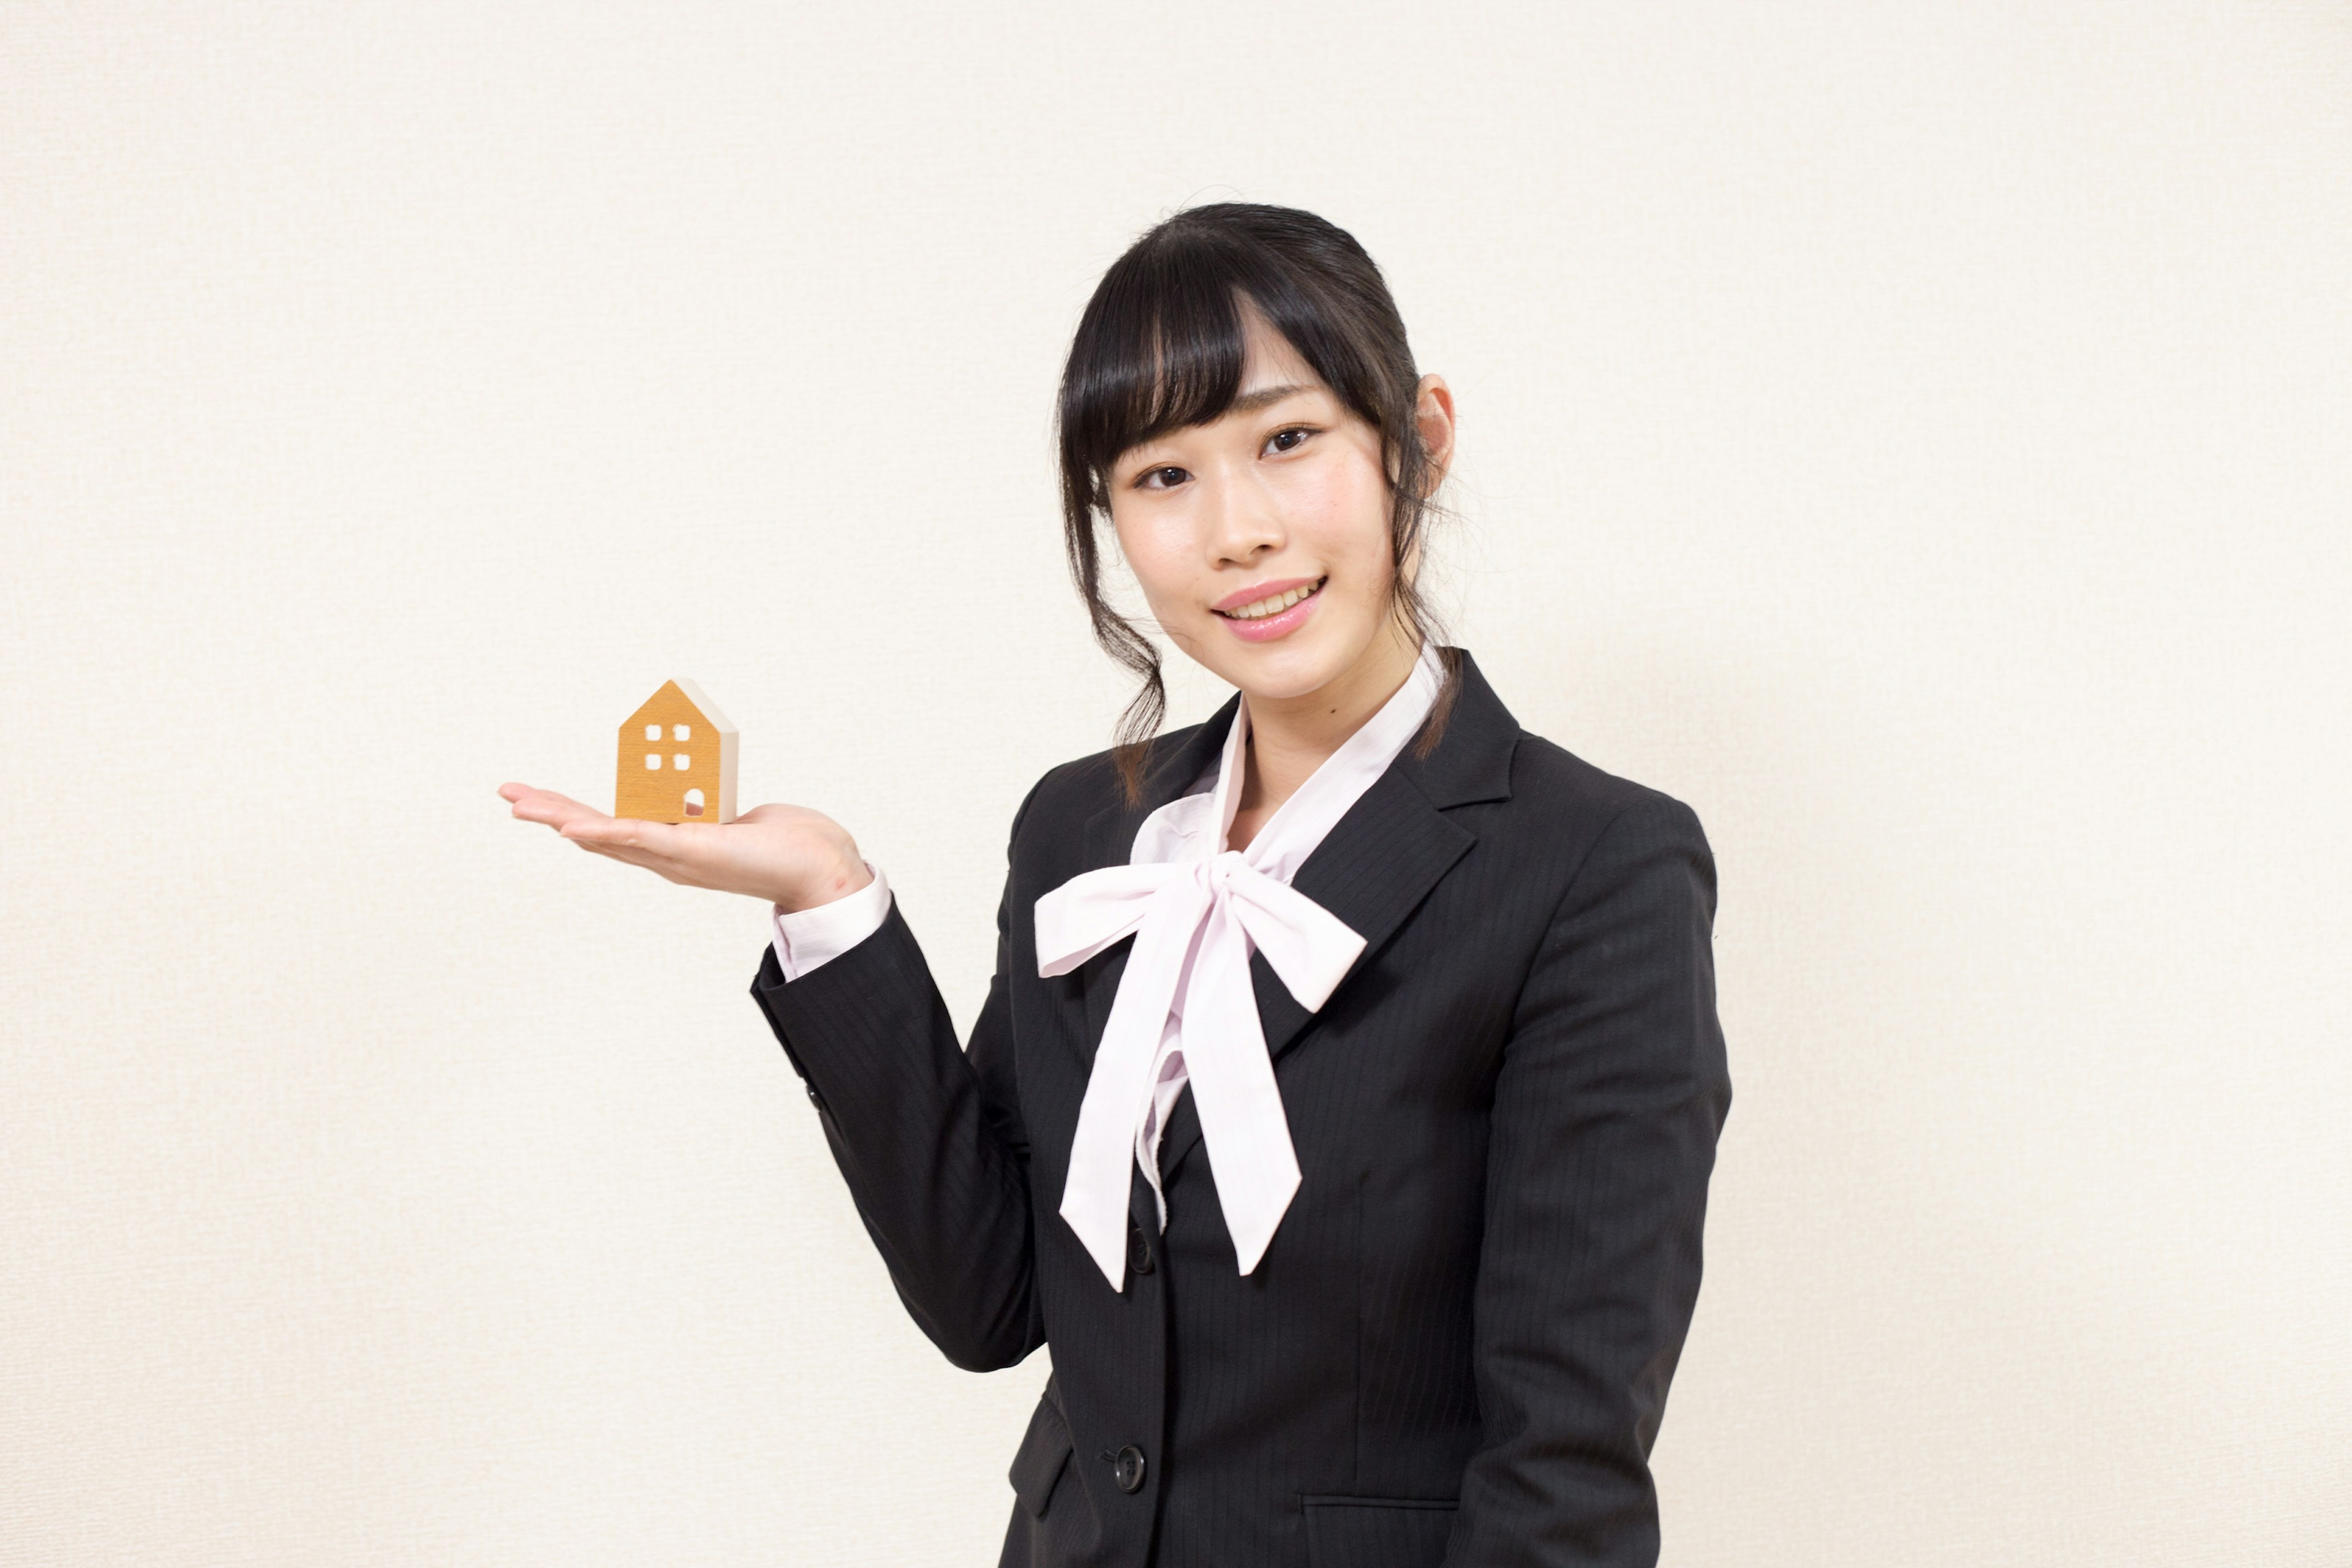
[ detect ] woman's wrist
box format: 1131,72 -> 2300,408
774,852 -> 874,914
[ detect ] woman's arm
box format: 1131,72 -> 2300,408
498,778 -> 1047,1372
747,790 -> 1047,1372
1450,793 -> 1732,1567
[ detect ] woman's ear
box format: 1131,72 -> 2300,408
1414,374 -> 1457,493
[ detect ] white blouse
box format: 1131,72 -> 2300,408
772,644 -> 1446,1291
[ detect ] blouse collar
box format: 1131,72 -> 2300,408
1131,642 -> 1447,878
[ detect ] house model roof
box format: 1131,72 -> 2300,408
625,677 -> 737,734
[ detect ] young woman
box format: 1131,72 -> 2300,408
502,204 -> 1730,1568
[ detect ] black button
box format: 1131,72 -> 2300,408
1128,1222 -> 1155,1276
1112,1445 -> 1146,1493
804,1081 -> 826,1112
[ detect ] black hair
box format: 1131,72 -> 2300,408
1056,202 -> 1458,800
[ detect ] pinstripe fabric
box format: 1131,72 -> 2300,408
749,650 -> 1730,1568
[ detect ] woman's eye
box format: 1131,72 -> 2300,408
1137,466 -> 1189,490
1265,427 -> 1313,454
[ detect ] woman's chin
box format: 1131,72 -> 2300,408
1208,624 -> 1368,706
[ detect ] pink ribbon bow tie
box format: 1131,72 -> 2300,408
1036,850 -> 1366,1290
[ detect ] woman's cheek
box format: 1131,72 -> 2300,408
1299,471 -> 1393,595
1112,518 -> 1187,616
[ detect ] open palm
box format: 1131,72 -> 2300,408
497,783 -> 871,912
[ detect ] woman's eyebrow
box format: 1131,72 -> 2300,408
1226,382 -> 1314,415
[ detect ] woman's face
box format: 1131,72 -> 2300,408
1106,309 -> 1452,710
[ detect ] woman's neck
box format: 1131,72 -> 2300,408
1229,624 -> 1422,852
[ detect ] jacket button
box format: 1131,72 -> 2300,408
804,1081 -> 826,1112
1127,1221 -> 1155,1276
1112,1445 -> 1147,1493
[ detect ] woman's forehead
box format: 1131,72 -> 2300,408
1236,306 -> 1319,386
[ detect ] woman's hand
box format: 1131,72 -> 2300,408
497,783 -> 873,912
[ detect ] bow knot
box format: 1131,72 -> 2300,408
1034,644 -> 1444,1292
1035,848 -> 1365,1289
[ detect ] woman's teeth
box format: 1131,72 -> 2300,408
1221,579 -> 1325,620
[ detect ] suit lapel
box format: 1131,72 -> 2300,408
1246,767 -> 1474,1065
1158,649 -> 1523,1179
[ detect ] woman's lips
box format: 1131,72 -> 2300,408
1214,576 -> 1326,643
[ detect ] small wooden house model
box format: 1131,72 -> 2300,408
615,678 -> 737,824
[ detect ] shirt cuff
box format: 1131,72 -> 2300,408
769,862 -> 892,981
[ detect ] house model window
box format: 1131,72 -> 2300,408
614,678 -> 738,824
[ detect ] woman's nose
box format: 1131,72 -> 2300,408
1201,472 -> 1285,565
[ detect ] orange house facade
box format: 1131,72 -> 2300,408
614,678 -> 738,824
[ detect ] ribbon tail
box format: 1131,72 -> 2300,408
1056,886 -> 1203,1289
1180,910 -> 1303,1276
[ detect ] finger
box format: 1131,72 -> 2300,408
511,787 -> 601,819
580,816 -> 731,867
569,836 -> 720,890
508,788 -> 612,831
571,837 -> 662,871
560,815 -> 684,858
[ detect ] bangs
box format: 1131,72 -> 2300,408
1057,214 -> 1404,514
1059,241 -> 1254,507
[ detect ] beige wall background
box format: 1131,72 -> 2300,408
5,3 -> 2347,1562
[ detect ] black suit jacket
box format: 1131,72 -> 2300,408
750,650 -> 1730,1568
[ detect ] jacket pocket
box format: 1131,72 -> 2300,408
1008,1391 -> 1073,1518
1301,1496 -> 1458,1568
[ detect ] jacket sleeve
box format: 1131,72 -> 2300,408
1449,794 -> 1732,1567
746,788 -> 1047,1373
